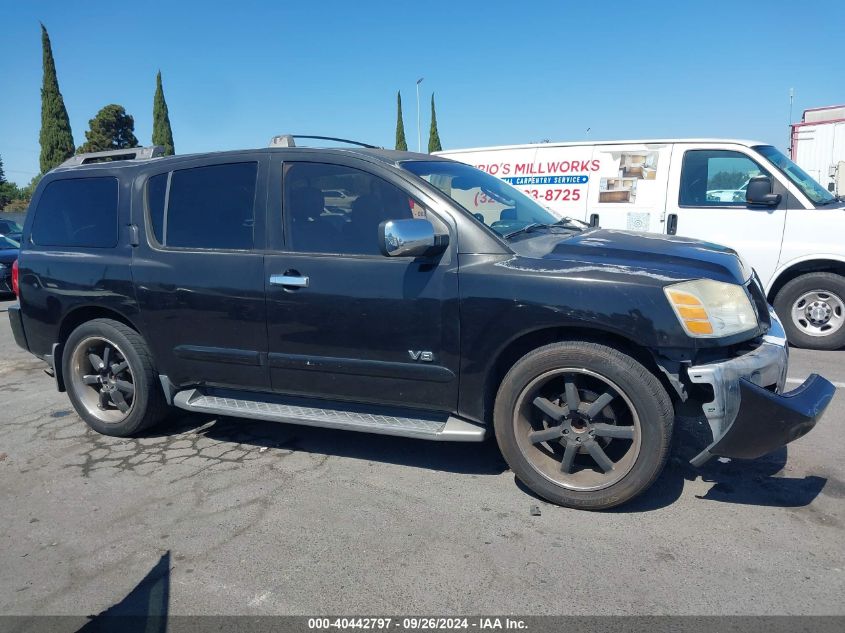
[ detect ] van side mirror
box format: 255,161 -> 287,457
746,176 -> 781,206
378,218 -> 448,257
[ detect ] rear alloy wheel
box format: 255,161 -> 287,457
68,336 -> 137,424
494,342 -> 673,510
63,318 -> 168,436
774,273 -> 845,350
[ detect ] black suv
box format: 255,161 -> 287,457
7,139 -> 836,509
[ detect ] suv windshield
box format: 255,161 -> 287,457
754,145 -> 836,205
401,160 -> 579,238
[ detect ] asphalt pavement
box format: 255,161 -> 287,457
0,297 -> 843,617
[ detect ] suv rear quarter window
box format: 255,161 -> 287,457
31,177 -> 119,247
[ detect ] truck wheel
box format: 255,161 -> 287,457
773,273 -> 845,350
494,341 -> 673,510
63,318 -> 168,437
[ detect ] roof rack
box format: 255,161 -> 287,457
269,135 -> 379,149
60,146 -> 165,168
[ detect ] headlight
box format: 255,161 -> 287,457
664,279 -> 757,338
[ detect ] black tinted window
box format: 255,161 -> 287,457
165,162 -> 257,250
147,173 -> 167,244
284,162 -> 420,255
31,177 -> 118,247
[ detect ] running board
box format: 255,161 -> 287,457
171,388 -> 486,442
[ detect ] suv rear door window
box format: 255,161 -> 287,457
155,162 -> 258,250
31,177 -> 118,247
284,162 -> 421,255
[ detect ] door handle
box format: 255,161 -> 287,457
270,273 -> 309,288
667,213 -> 678,235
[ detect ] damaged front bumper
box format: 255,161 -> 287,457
687,309 -> 835,467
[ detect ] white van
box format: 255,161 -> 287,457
435,139 -> 845,350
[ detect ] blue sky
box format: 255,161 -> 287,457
1,0 -> 843,185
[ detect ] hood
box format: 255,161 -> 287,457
509,228 -> 751,285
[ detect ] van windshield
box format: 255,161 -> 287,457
401,160 -> 580,238
754,145 -> 836,205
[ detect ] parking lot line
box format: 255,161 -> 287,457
787,377 -> 845,388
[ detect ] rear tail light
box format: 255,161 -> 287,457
11,259 -> 19,297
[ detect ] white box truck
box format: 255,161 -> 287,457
435,139 -> 845,349
791,104 -> 845,197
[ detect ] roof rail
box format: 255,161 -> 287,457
269,135 -> 379,149
60,146 -> 165,168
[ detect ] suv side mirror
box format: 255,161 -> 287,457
378,218 -> 448,257
746,176 -> 781,206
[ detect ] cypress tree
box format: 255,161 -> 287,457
77,105 -> 139,153
152,71 -> 175,155
395,91 -> 408,151
428,93 -> 442,153
38,24 -> 75,172
0,155 -> 11,209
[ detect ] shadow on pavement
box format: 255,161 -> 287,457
140,410 -> 826,511
141,410 -> 509,477
514,416 -> 827,513
77,551 -> 169,632
612,416 -> 827,512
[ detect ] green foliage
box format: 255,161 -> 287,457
0,155 -> 18,208
395,91 -> 408,151
707,170 -> 751,190
428,93 -> 442,153
3,198 -> 30,212
0,182 -> 16,210
39,24 -> 75,173
77,104 -> 139,154
152,71 -> 175,155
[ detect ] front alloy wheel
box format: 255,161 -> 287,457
515,369 -> 641,491
494,341 -> 674,510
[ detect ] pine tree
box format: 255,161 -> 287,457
428,93 -> 442,153
152,71 -> 175,155
77,105 -> 139,153
38,24 -> 75,172
0,154 -> 6,184
395,91 -> 408,151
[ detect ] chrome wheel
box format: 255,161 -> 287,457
791,290 -> 844,338
68,336 -> 136,424
513,368 -> 641,492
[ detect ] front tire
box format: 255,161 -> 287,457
63,318 -> 168,437
774,272 -> 845,350
494,341 -> 673,510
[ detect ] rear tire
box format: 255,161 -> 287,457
774,272 -> 845,350
494,341 -> 673,510
63,318 -> 168,436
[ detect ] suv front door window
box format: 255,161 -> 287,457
283,162 -> 420,255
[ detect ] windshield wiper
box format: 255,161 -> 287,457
553,217 -> 589,229
503,218 -> 584,239
503,223 -> 548,239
